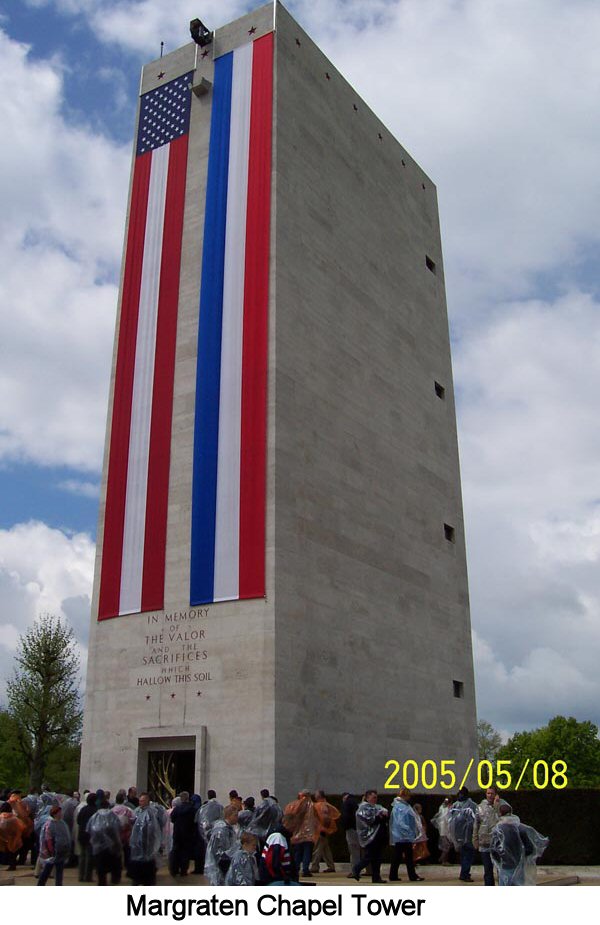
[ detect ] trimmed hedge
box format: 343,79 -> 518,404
325,790 -> 600,865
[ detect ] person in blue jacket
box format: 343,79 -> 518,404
389,789 -> 424,882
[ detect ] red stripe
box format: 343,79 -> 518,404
141,135 -> 189,611
239,33 -> 273,599
98,153 -> 152,621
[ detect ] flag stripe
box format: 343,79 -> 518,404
141,134 -> 189,612
239,32 -> 274,598
120,143 -> 170,615
98,72 -> 191,621
98,153 -> 152,621
191,52 -> 234,606
213,43 -> 253,603
190,36 -> 274,607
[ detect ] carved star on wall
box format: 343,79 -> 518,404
248,26 -> 256,34
201,49 -> 209,58
170,693 -> 176,698
157,71 -> 165,79
145,695 -> 151,701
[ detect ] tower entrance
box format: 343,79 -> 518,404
147,749 -> 195,806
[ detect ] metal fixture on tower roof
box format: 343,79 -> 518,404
190,18 -> 212,47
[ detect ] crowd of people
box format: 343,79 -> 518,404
432,785 -> 549,886
0,782 -> 548,887
343,785 -> 548,887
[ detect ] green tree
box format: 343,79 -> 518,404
6,614 -> 83,790
496,716 -> 600,789
0,709 -> 28,790
44,741 -> 82,794
477,719 -> 503,760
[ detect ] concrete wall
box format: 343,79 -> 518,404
273,3 -> 477,799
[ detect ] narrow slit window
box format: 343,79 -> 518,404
444,523 -> 455,543
426,255 -> 436,274
453,680 -> 464,699
435,381 -> 445,400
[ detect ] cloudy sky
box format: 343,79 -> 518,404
1,0 -> 599,738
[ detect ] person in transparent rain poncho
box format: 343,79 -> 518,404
34,792 -> 55,839
248,789 -> 283,846
194,791 -> 223,876
447,787 -> 478,882
389,790 -> 424,882
204,808 -> 240,886
489,803 -> 549,886
237,797 -> 256,832
37,805 -> 71,886
474,786 -> 509,886
196,790 -> 224,854
87,800 -> 123,886
430,798 -> 453,865
128,793 -> 164,886
351,790 -> 389,883
225,832 -> 259,885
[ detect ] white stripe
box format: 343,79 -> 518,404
213,43 -> 253,602
119,144 -> 170,614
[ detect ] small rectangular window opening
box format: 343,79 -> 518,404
453,680 -> 464,699
444,523 -> 455,543
426,255 -> 436,274
434,381 -> 445,400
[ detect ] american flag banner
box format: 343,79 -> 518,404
98,73 -> 192,620
191,33 -> 274,605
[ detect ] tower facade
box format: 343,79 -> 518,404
81,1 -> 477,802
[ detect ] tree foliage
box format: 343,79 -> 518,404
0,709 -> 28,791
477,719 -> 503,760
496,715 -> 600,789
6,614 -> 82,790
43,742 -> 82,794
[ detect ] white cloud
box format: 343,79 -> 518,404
0,521 -> 94,703
530,515 -> 600,566
458,291 -> 600,730
473,631 -> 600,732
25,0 -> 248,54
57,479 -> 101,499
0,30 -> 129,471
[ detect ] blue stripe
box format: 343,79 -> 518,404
191,52 -> 233,605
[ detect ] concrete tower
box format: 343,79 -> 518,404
80,1 -> 477,802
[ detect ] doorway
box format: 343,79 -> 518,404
147,749 -> 195,806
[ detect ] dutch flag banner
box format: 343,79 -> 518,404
191,33 -> 273,606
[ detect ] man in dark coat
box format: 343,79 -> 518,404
169,792 -> 197,876
77,793 -> 97,882
341,793 -> 360,877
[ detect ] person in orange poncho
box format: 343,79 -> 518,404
0,801 -> 26,870
310,790 -> 341,874
284,790 -> 319,878
412,803 -> 430,864
9,790 -> 34,867
9,791 -> 34,837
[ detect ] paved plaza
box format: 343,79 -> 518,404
2,862 -> 598,888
